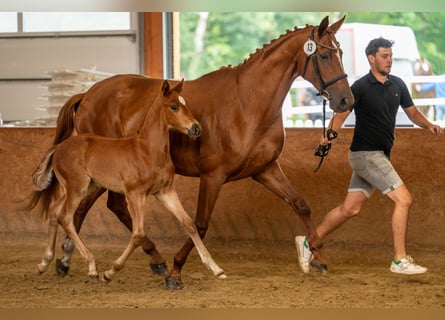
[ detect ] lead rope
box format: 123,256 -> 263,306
300,25 -> 343,172
313,98 -> 337,172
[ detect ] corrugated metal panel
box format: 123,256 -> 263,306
0,36 -> 139,122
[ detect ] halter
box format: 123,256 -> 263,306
301,27 -> 348,98
301,26 -> 347,172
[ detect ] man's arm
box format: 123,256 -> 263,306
404,105 -> 443,135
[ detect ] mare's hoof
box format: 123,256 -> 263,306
55,259 -> 69,277
165,277 -> 184,290
150,262 -> 168,276
310,261 -> 328,274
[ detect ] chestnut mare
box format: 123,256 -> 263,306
51,16 -> 353,289
28,80 -> 226,283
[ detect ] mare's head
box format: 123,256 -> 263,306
160,79 -> 202,138
300,16 -> 354,112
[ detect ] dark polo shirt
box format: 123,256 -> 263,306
349,71 -> 414,157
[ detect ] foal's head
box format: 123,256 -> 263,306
160,79 -> 201,138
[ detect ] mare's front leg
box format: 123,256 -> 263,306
166,173 -> 226,290
156,187 -> 226,290
252,161 -> 324,261
106,191 -> 168,275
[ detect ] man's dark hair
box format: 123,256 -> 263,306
365,37 -> 394,56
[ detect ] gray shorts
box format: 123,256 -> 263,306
348,150 -> 403,198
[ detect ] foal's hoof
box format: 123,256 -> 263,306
150,262 -> 168,276
55,259 -> 69,277
88,274 -> 99,282
310,261 -> 328,274
101,273 -> 112,283
165,277 -> 184,290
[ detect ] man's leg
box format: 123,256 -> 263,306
382,184 -> 427,274
316,191 -> 368,239
385,183 -> 412,261
296,191 -> 367,273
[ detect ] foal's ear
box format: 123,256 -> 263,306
161,80 -> 171,96
173,78 -> 184,93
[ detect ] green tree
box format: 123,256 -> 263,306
345,12 -> 445,74
179,12 -> 445,78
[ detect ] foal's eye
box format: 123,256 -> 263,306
170,105 -> 179,112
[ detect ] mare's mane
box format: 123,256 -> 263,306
214,25 -> 308,72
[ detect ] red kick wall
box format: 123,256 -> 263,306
0,128 -> 443,250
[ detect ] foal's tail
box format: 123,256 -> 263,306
53,93 -> 84,145
26,147 -> 59,221
26,92 -> 83,220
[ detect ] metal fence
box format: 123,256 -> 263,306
283,75 -> 445,128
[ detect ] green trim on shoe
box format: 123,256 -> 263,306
303,237 -> 309,249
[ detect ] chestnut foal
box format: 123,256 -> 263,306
29,80 -> 226,285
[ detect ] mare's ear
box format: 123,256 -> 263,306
161,80 -> 171,96
173,78 -> 184,93
327,15 -> 346,34
318,16 -> 329,37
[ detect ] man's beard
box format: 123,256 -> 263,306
378,68 -> 390,77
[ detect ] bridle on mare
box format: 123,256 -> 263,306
301,26 -> 347,172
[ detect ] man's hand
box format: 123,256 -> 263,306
429,124 -> 443,136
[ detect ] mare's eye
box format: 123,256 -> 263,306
320,53 -> 329,60
170,105 -> 179,112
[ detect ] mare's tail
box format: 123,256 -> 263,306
26,147 -> 59,221
53,93 -> 84,144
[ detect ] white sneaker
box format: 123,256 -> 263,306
295,236 -> 313,274
390,255 -> 428,275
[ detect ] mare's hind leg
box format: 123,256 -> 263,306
107,191 -> 167,275
57,185 -> 106,276
252,161 -> 326,266
156,187 -> 226,290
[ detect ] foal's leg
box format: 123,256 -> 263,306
252,161 -> 324,261
58,194 -> 99,280
106,191 -> 167,275
156,187 -> 226,289
36,197 -> 64,274
166,173 -> 226,290
58,189 -> 167,276
102,193 -> 146,282
57,185 -> 106,275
